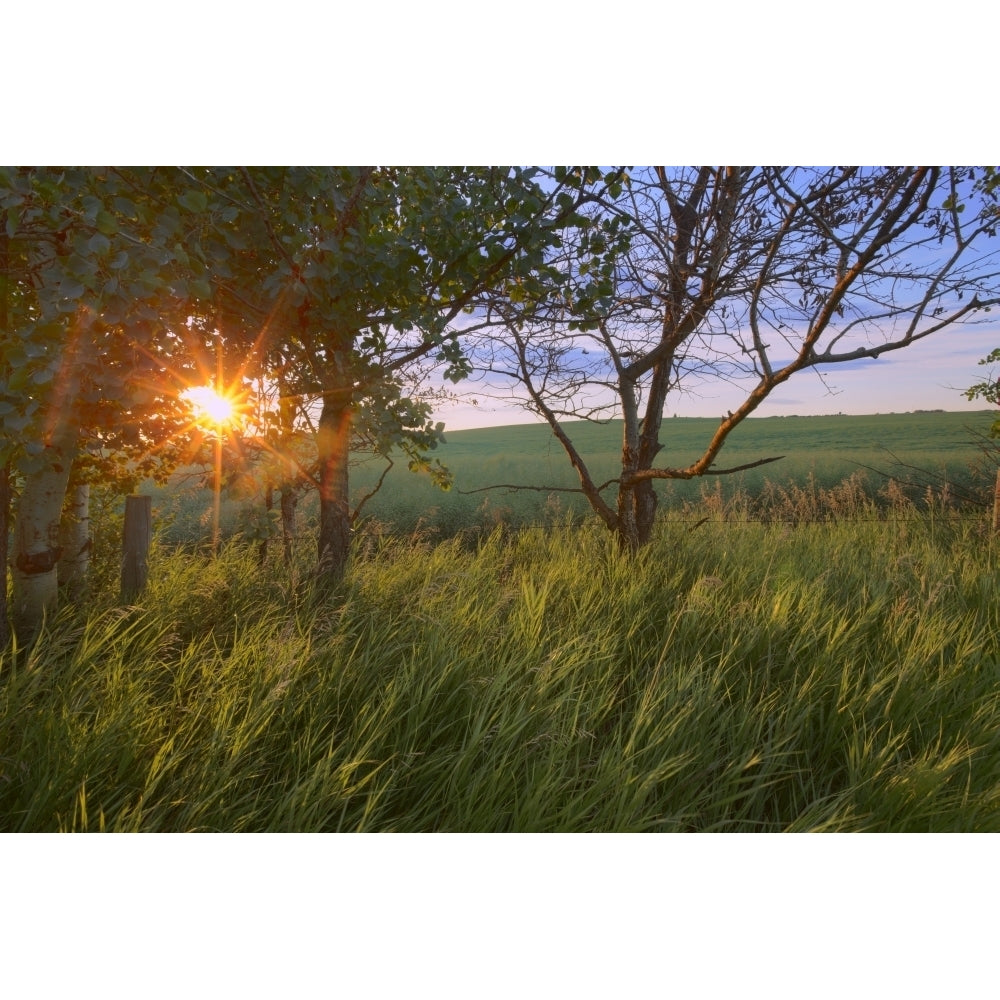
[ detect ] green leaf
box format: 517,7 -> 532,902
177,189 -> 208,213
96,209 -> 119,235
112,196 -> 138,218
223,228 -> 249,251
88,232 -> 111,256
21,339 -> 52,359
2,411 -> 32,433
18,452 -> 51,476
81,194 -> 103,223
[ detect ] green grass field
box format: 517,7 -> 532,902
151,410 -> 999,546
2,508 -> 998,832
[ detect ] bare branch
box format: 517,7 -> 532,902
351,455 -> 395,523
629,453 -> 786,483
458,482 -> 602,496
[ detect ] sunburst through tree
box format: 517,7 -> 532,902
181,385 -> 237,428
181,384 -> 246,552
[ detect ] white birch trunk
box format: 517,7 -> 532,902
12,424 -> 77,637
58,480 -> 91,602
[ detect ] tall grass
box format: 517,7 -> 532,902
2,501 -> 999,831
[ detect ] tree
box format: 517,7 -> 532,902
167,166 -> 620,584
964,348 -> 1000,438
472,166 -> 1000,549
1,167 -> 210,637
962,168 -> 1000,438
1,210 -> 11,649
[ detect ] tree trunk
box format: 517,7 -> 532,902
12,424 -> 77,638
0,463 -> 9,651
633,480 -> 659,546
993,468 -> 1000,535
616,462 -> 641,553
258,483 -> 273,567
616,478 -> 659,552
0,220 -> 8,649
58,480 -> 91,603
633,361 -> 671,546
316,390 -> 353,585
616,366 -> 668,551
275,371 -> 299,568
615,375 -> 642,552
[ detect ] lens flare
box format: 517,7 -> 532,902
182,386 -> 235,426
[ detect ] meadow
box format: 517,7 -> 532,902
1,409 -> 999,831
152,409 -> 999,544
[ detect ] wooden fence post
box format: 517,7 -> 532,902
121,495 -> 152,601
993,469 -> 1000,535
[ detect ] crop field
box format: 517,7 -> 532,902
357,409 -> 998,531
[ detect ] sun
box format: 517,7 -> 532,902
182,385 -> 236,426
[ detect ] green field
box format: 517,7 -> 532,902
383,408 -> 998,529
152,409 -> 999,546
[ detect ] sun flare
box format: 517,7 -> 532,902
182,385 -> 236,426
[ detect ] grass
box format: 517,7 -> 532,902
3,491 -> 999,831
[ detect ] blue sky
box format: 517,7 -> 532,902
431,169 -> 1000,432
436,312 -> 1000,432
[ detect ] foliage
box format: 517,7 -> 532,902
958,167 -> 1000,436
1,165 -> 625,623
0,167 -> 207,485
1,509 -> 998,832
5,165 -> 999,633
101,167 -> 623,581
1,167 -> 225,635
964,348 -> 1000,437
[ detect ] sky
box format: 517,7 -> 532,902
428,170 -> 1000,433
434,316 -> 1000,431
